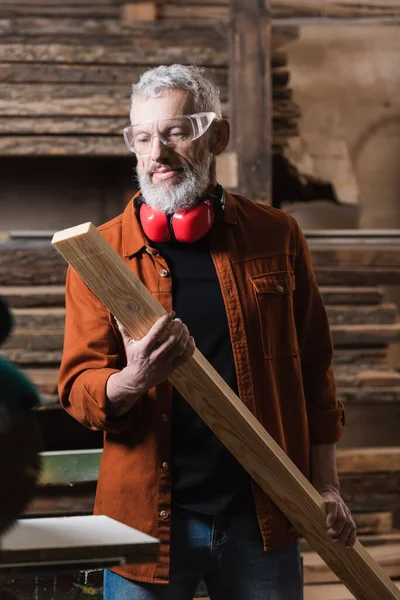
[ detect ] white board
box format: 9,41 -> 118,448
0,515 -> 159,569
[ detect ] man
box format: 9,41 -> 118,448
58,64 -> 356,600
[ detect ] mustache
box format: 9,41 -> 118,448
149,164 -> 186,175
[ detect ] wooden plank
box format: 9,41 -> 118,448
314,267 -> 400,286
0,515 -> 159,567
333,348 -> 388,367
0,83 -> 133,117
0,349 -> 62,365
230,0 -> 272,203
0,4 -> 119,15
333,367 -> 400,388
357,371 -> 400,388
304,582 -> 400,600
350,513 -> 393,536
12,308 -> 65,330
303,543 -> 400,585
337,448 -> 400,475
51,222 -> 400,600
331,324 -> 400,347
2,330 -> 64,352
326,305 -> 398,326
0,136 -> 127,156
0,42 -> 228,66
0,247 -> 67,285
340,472 -> 400,513
320,287 -> 384,306
337,388 -> 400,404
0,116 -> 126,134
0,63 -> 226,88
310,248 -> 400,268
0,285 -> 65,307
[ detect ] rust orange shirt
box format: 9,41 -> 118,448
58,190 -> 344,584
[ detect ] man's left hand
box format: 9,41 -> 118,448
318,486 -> 357,548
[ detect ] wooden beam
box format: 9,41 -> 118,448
337,448 -> 400,475
0,349 -> 62,365
0,42 -> 227,66
340,472 -> 400,513
0,246 -> 66,286
314,267 -> 400,287
310,248 -> 400,268
326,305 -> 398,326
0,286 -> 65,308
0,136 -> 127,157
351,513 -> 393,536
319,287 -> 384,306
230,0 -> 272,203
338,388 -> 400,404
330,324 -> 400,347
51,222 -> 400,600
11,308 -> 65,330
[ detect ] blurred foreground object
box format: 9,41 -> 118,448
0,297 -> 41,536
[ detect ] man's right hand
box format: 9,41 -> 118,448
106,312 -> 195,416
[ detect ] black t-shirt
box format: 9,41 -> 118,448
153,237 -> 252,515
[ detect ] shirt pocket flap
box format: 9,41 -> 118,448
250,271 -> 296,295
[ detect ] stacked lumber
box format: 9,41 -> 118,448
1,240 -> 400,407
0,0 -> 301,168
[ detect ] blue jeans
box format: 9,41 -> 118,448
104,502 -> 303,600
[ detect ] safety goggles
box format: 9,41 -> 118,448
123,112 -> 218,155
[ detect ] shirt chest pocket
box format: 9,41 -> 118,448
250,270 -> 300,359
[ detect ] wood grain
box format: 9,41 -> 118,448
336,448 -> 400,475
0,43 -> 227,66
51,222 -> 400,600
0,285 -> 65,307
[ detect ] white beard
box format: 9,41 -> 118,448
136,154 -> 213,214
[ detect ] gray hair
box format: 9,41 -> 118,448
130,64 -> 222,122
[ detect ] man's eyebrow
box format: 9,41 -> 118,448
133,126 -> 153,134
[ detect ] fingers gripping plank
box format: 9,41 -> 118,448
52,222 -> 400,600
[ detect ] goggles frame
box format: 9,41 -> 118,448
123,111 -> 218,154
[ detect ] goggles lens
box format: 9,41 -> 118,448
123,112 -> 217,154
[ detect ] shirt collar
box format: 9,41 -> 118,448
122,187 -> 237,258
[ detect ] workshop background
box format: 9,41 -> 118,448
0,1 -> 399,598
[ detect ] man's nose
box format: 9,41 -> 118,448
150,135 -> 169,162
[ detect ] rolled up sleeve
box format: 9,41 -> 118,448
292,223 -> 345,445
58,266 -> 141,433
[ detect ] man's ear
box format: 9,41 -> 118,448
209,119 -> 230,156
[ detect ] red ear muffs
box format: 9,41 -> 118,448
139,200 -> 215,243
139,203 -> 171,243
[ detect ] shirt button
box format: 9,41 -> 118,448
159,269 -> 169,278
277,284 -> 285,293
160,510 -> 169,520
161,413 -> 169,422
162,462 -> 169,471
